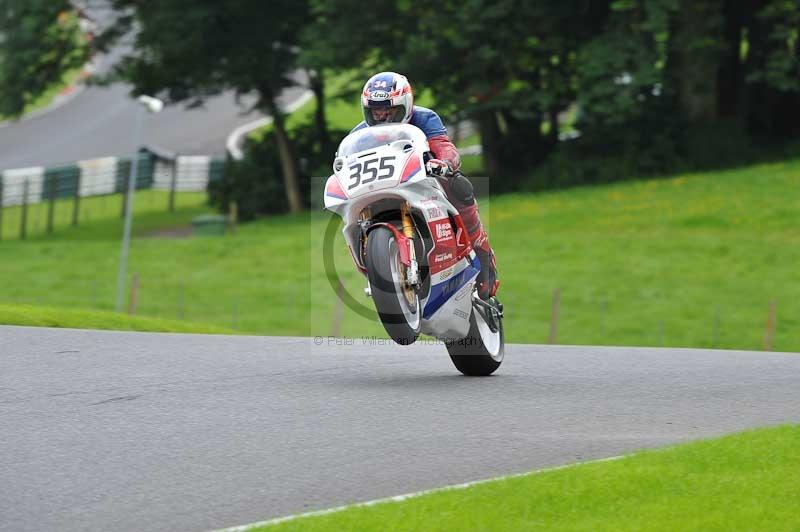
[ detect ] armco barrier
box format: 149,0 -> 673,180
0,147 -> 225,239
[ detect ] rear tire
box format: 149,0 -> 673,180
366,226 -> 421,345
447,297 -> 504,376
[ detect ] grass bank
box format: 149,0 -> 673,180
0,161 -> 796,350
0,303 -> 232,334
253,424 -> 800,531
0,190 -> 210,241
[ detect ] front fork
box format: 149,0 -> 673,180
360,202 -> 420,296
400,202 -> 420,286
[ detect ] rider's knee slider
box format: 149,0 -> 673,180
448,172 -> 475,207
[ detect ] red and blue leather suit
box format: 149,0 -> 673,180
352,106 -> 498,297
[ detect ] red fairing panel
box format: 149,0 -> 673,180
428,134 -> 461,171
427,219 -> 459,274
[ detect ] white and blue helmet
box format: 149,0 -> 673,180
361,72 -> 414,126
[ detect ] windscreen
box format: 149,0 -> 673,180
337,124 -> 423,157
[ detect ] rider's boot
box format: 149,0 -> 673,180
439,171 -> 499,300
471,225 -> 499,300
458,202 -> 499,300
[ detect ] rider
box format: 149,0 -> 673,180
352,71 -> 499,299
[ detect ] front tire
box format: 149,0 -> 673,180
447,297 -> 504,376
366,226 -> 421,345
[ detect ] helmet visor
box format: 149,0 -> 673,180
364,104 -> 407,126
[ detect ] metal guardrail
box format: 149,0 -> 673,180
0,148 -> 225,239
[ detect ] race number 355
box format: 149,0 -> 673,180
348,156 -> 396,190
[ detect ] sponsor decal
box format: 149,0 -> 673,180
454,284 -> 471,301
442,276 -> 463,297
434,252 -> 453,264
435,223 -> 453,241
427,206 -> 444,219
423,264 -> 475,319
370,90 -> 390,101
439,266 -> 454,280
453,308 -> 469,320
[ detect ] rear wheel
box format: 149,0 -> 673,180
366,226 -> 421,345
447,297 -> 504,376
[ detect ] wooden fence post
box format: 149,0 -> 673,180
599,295 -> 606,338
228,201 -> 238,234
549,288 -> 561,344
168,160 -> 178,212
20,180 -> 29,240
231,297 -> 239,330
46,173 -> 56,234
121,171 -> 129,219
763,300 -> 777,351
712,305 -> 720,348
0,176 -> 4,242
330,279 -> 345,337
72,172 -> 81,227
128,273 -> 140,315
178,281 -> 186,320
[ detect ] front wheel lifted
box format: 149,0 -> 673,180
366,226 -> 421,345
446,296 -> 504,376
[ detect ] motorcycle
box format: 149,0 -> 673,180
323,123 -> 504,376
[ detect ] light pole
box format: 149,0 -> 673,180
115,95 -> 164,313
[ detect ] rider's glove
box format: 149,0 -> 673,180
425,158 -> 453,177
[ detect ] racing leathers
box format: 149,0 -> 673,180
352,106 -> 499,299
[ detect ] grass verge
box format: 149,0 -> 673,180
0,303 -> 233,334
0,190 -> 210,241
253,424 -> 800,531
0,160 -> 797,349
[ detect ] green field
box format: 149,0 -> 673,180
0,189 -> 210,241
0,160 -> 797,352
252,424 -> 800,531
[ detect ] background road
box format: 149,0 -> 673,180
1,326 -> 798,532
0,2 -> 309,172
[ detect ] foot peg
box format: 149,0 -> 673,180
472,294 -> 503,333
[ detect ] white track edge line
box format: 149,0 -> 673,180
225,90 -> 314,160
212,454 -> 626,531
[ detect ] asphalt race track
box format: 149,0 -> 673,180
1,326 -> 799,531
0,50 -> 307,171
0,2 -> 307,171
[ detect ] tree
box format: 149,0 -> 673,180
302,0 -> 800,189
666,0 -> 725,123
96,0 -> 309,212
310,0 -> 608,185
743,0 -> 800,138
0,0 -> 89,118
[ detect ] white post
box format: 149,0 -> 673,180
115,96 -> 163,312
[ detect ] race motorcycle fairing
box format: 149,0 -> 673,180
324,124 -> 504,375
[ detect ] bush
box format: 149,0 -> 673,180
527,98 -> 683,190
209,121 -> 348,220
525,100 -> 792,192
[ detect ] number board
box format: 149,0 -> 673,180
345,155 -> 399,195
